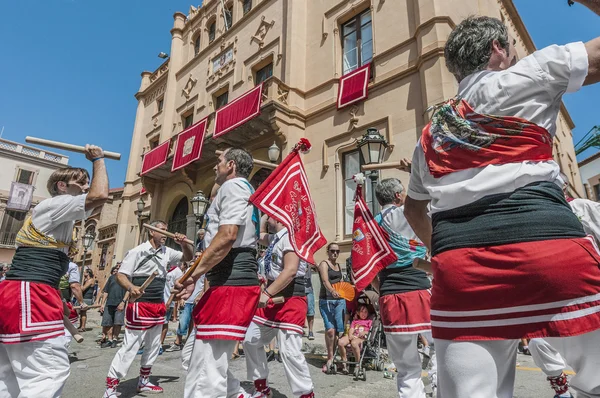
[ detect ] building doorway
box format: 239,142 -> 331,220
167,198 -> 188,250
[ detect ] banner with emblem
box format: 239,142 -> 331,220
249,138 -> 327,264
171,118 -> 208,172
351,175 -> 397,292
7,182 -> 34,211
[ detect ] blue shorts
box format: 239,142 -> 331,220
319,299 -> 345,333
306,291 -> 315,317
164,306 -> 174,325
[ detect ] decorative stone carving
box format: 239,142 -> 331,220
182,74 -> 198,99
150,61 -> 169,82
144,83 -> 166,105
153,118 -> 158,127
251,16 -> 276,48
348,104 -> 360,131
277,85 -> 289,105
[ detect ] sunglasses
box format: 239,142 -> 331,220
329,250 -> 340,254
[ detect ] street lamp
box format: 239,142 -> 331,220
191,190 -> 210,227
356,128 -> 389,214
136,196 -> 147,244
80,230 -> 96,284
268,141 -> 280,163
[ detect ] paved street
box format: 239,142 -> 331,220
61,312 -> 559,398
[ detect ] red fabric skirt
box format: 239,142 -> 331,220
125,302 -> 166,331
253,296 -> 308,335
431,236 -> 600,340
0,280 -> 64,344
379,290 -> 431,335
194,285 -> 260,341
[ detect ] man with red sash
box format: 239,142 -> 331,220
243,215 -> 314,398
103,221 -> 192,397
175,148 -> 261,398
0,145 -> 109,398
405,9 -> 600,396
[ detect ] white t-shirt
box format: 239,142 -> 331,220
379,204 -> 420,241
408,42 -> 589,214
570,198 -> 600,243
24,194 -> 91,252
204,177 -> 257,249
265,229 -> 306,281
164,266 -> 184,306
119,241 -> 183,279
66,262 -> 80,284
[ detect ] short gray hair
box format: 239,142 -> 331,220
147,220 -> 167,239
224,148 -> 253,179
375,178 -> 404,206
444,16 -> 510,82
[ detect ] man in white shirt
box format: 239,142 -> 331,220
174,148 -> 261,398
0,144 -> 109,398
404,7 -> 600,396
103,221 -> 192,397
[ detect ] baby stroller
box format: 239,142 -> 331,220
326,290 -> 387,381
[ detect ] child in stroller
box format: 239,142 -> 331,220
338,304 -> 372,374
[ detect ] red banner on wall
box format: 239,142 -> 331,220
140,141 -> 170,175
337,63 -> 371,109
213,84 -> 263,139
171,119 -> 208,172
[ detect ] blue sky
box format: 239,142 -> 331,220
0,1 -> 598,188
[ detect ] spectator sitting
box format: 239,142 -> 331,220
337,304 -> 373,374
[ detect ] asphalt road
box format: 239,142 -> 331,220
61,313 -> 559,398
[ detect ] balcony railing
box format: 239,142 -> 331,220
0,231 -> 17,247
0,138 -> 69,164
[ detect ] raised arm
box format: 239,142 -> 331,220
575,0 -> 600,85
84,145 -> 109,211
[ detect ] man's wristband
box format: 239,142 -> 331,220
92,157 -> 104,162
121,299 -> 127,304
263,289 -> 274,298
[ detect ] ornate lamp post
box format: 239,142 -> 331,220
136,196 -> 146,244
268,141 -> 281,163
191,190 -> 210,250
80,230 -> 96,284
356,128 -> 389,213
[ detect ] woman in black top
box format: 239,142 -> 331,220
317,243 -> 345,372
78,269 -> 95,332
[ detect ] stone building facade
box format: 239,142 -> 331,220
114,0 -> 585,263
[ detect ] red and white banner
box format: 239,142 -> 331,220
140,141 -> 170,175
337,63 -> 371,109
171,118 -> 208,172
351,181 -> 397,292
249,139 -> 327,264
214,84 -> 263,139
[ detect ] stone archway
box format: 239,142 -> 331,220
166,197 -> 188,250
249,168 -> 272,190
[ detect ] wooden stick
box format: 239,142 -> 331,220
64,316 -> 84,343
361,160 -> 411,172
165,253 -> 204,307
215,150 -> 277,170
413,258 -> 432,273
25,136 -> 122,160
74,304 -> 101,310
271,296 -> 285,304
143,223 -> 195,246
129,271 -> 159,303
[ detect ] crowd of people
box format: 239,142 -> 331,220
2,5 -> 600,398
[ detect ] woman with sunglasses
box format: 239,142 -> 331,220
317,242 -> 344,373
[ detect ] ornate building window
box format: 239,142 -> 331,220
208,21 -> 216,43
167,198 -> 189,250
194,35 -> 201,56
242,0 -> 252,15
255,63 -> 273,85
215,91 -> 229,110
225,4 -> 233,29
342,9 -> 373,75
342,150 -> 378,236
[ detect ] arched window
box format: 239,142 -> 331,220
242,0 -> 252,15
208,20 -> 216,43
167,198 -> 189,249
194,35 -> 201,56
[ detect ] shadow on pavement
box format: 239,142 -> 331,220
117,375 -> 180,398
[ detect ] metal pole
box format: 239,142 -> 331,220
80,248 -> 87,285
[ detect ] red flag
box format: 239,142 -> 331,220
140,141 -> 169,175
351,180 -> 397,292
337,63 -> 371,109
171,118 -> 207,172
249,139 -> 327,264
214,84 -> 263,139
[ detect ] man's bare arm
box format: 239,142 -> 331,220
576,1 -> 600,85
404,196 -> 432,251
70,282 -> 85,305
84,145 -> 109,211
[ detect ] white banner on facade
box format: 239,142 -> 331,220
7,182 -> 34,211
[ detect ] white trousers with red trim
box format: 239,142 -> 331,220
243,321 -> 314,397
436,329 -> 600,397
181,327 -> 196,371
0,336 -> 70,398
107,324 -> 162,380
529,338 -> 567,377
183,338 -> 245,398
385,333 -> 427,398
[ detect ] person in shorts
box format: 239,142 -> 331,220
98,265 -> 126,348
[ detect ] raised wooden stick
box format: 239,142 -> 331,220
129,271 -> 159,303
362,160 -> 411,172
64,316 -> 84,343
25,136 -> 122,160
215,150 -> 277,170
143,223 -> 195,246
73,304 -> 101,310
166,253 -> 204,308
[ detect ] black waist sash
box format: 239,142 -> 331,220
207,247 -> 259,287
6,247 -> 69,289
431,181 -> 586,256
378,266 -> 431,297
268,276 -> 306,298
132,276 -> 165,303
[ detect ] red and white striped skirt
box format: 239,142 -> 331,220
0,280 -> 64,344
379,290 -> 432,335
66,302 -> 78,325
125,302 -> 166,331
193,285 -> 261,341
253,296 -> 308,335
431,236 -> 600,340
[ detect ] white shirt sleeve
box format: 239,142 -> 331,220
48,194 -> 89,225
68,262 -> 80,284
407,143 -> 431,200
571,199 -> 600,243
218,181 -> 251,226
166,247 -> 184,267
531,42 -> 589,94
280,233 -> 295,255
118,249 -> 138,277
